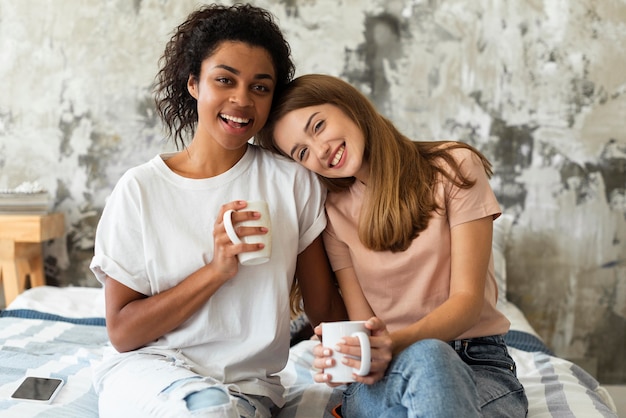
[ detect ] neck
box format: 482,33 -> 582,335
166,143 -> 248,179
354,161 -> 370,185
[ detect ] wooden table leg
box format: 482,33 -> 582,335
0,240 -> 46,306
0,213 -> 64,307
25,245 -> 45,288
0,259 -> 21,307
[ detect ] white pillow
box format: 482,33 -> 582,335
493,214 -> 514,305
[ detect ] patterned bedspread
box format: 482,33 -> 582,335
0,309 -> 617,417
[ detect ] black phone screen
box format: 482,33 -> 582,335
11,377 -> 64,401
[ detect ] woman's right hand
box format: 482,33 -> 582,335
311,324 -> 346,387
210,200 -> 268,281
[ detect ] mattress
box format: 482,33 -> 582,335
0,286 -> 618,417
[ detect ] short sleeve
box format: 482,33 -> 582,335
89,170 -> 150,295
445,148 -> 501,228
322,217 -> 353,272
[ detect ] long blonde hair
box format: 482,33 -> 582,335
256,74 -> 493,252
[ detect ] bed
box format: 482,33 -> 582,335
0,287 -> 617,417
0,215 -> 619,417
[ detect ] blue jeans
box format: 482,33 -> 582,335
341,336 -> 528,417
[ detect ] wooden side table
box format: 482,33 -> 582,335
0,212 -> 65,306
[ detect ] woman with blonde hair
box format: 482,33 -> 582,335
256,74 -> 527,417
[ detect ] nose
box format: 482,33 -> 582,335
229,86 -> 253,107
314,141 -> 330,160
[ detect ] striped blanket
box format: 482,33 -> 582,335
0,308 -> 617,417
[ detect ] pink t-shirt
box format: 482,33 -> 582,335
323,147 -> 510,339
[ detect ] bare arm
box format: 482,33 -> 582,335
104,266 -> 227,352
389,215 -> 493,354
104,200 -> 266,352
296,235 -> 348,327
335,267 -> 375,320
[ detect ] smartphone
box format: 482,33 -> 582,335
10,377 -> 65,403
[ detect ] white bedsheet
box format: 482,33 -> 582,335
6,285 -> 105,318
1,286 -> 618,417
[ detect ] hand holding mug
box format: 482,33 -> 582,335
321,321 -> 371,383
314,317 -> 391,386
222,200 -> 272,266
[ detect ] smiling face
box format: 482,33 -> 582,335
273,103 -> 369,182
187,41 -> 276,152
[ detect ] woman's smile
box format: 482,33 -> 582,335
330,143 -> 345,168
220,113 -> 252,128
219,112 -> 254,135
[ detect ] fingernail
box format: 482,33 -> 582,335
323,349 -> 331,356
325,359 -> 333,367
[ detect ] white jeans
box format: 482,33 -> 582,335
94,349 -> 274,418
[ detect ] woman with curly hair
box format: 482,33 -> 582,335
90,7 -> 345,417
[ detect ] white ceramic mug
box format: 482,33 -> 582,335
321,320 -> 371,383
223,201 -> 271,266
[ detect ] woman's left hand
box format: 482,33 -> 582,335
312,317 -> 393,385
350,317 -> 393,385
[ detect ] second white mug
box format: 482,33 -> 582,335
223,200 -> 272,266
321,320 -> 371,383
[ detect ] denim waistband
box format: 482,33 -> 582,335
447,335 -> 506,351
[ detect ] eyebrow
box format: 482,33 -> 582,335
289,111 -> 319,158
214,64 -> 274,81
304,112 -> 319,133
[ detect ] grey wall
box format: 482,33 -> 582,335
1,0 -> 624,383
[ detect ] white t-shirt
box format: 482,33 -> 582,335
90,145 -> 326,405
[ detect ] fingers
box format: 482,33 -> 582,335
211,200 -> 263,278
218,201 -> 268,244
312,343 -> 334,370
312,343 -> 341,386
217,200 -> 247,220
313,324 -> 323,339
313,319 -> 393,386
314,372 -> 344,387
333,330 -> 393,385
215,201 -> 267,251
365,316 -> 387,335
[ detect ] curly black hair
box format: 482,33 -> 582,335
154,3 -> 295,149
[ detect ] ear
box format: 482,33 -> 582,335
187,75 -> 199,99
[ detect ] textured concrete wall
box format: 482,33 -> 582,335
1,0 -> 624,383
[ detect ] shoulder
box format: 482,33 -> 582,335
114,156 -> 160,187
434,143 -> 486,174
122,154 -> 166,177
251,145 -> 296,167
438,142 -> 477,162
251,145 -> 319,180
325,182 -> 360,215
106,155 -> 169,205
